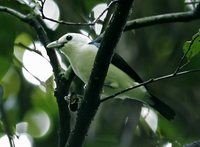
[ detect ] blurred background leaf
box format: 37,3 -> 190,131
0,13 -> 15,80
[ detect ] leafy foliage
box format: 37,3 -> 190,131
183,30 -> 200,61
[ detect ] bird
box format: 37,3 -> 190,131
47,33 -> 175,120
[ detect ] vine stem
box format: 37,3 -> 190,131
101,69 -> 200,102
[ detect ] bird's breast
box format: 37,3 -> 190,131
68,49 -> 96,83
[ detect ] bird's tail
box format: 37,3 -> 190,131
149,93 -> 175,120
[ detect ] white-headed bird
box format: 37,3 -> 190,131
47,33 -> 175,120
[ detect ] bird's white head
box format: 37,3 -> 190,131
46,33 -> 91,49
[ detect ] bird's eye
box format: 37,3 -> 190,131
66,35 -> 72,41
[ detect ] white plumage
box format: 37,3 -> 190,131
47,33 -> 175,120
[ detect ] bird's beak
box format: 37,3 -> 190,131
46,40 -> 64,49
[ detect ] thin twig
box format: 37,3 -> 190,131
101,69 -> 200,102
14,43 -> 50,62
14,43 -> 42,55
91,0 -> 119,24
13,56 -> 46,86
39,0 -> 119,26
179,61 -> 191,70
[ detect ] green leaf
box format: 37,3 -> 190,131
0,120 -> 4,133
0,14 -> 16,80
0,57 -> 11,81
14,33 -> 33,46
183,31 -> 200,61
14,33 -> 33,62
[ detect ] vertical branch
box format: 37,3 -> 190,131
65,0 -> 134,147
30,17 -> 73,147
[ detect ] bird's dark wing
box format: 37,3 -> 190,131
112,53 -> 175,120
89,41 -> 175,120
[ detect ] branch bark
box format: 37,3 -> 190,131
125,3 -> 200,30
29,17 -> 73,147
65,0 -> 134,147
